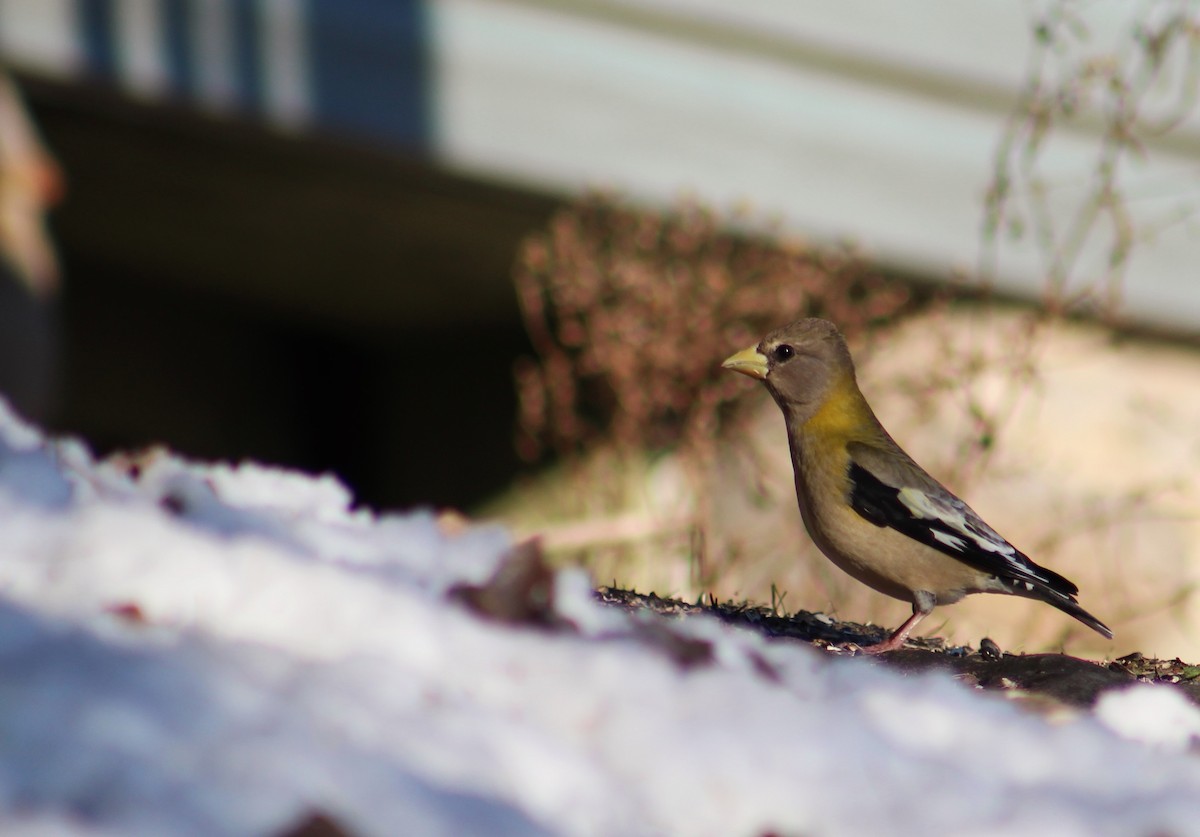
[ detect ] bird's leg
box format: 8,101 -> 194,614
857,592 -> 934,655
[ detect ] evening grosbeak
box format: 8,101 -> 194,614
722,318 -> 1112,653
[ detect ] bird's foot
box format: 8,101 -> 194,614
855,633 -> 910,655
854,606 -> 929,655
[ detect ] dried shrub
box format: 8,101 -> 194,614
982,2 -> 1200,322
513,194 -> 910,463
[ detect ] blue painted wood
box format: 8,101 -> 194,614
306,0 -> 431,150
78,0 -> 117,79
231,0 -> 263,112
162,0 -> 195,96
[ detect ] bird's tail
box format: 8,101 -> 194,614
1040,589 -> 1113,640
1004,559 -> 1113,640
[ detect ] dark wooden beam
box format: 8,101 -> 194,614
20,73 -> 561,333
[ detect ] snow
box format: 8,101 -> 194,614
1,400 -> 1200,837
1095,686 -> 1200,754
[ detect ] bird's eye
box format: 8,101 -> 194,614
773,344 -> 795,362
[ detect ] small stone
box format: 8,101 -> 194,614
979,637 -> 1003,660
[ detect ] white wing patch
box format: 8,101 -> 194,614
897,487 -> 1016,557
931,530 -> 967,551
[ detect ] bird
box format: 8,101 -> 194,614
721,318 -> 1112,653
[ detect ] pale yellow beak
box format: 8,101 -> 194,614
721,346 -> 768,380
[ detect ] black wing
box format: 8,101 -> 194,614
847,456 -> 1112,639
848,461 -> 1077,595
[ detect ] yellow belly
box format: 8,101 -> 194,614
790,433 -> 989,606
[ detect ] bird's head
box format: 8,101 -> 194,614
722,318 -> 856,423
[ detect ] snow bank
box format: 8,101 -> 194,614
0,401 -> 1199,837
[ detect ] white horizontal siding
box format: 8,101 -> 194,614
431,0 -> 1200,332
0,0 -> 80,75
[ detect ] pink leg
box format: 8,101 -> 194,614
857,597 -> 932,655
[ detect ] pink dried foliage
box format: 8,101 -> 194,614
514,195 -> 909,461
